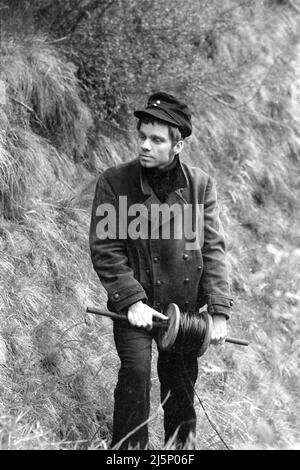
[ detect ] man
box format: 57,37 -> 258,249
89,91 -> 233,449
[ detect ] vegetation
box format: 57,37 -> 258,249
0,0 -> 299,449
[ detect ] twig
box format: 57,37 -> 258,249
47,36 -> 69,44
196,85 -> 234,108
10,97 -> 34,114
197,59 -> 274,111
204,0 -> 255,36
233,67 -> 275,109
68,0 -> 115,36
195,48 -> 294,132
244,108 -> 292,131
213,0 -> 255,24
289,1 -> 300,14
60,321 -> 87,338
10,97 -> 45,128
111,392 -> 171,450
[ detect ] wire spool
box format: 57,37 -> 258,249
157,303 -> 180,352
86,303 -> 249,357
157,303 -> 215,357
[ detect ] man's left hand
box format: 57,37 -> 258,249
210,314 -> 227,345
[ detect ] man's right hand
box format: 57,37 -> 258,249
127,301 -> 168,330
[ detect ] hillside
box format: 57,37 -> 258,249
0,0 -> 299,450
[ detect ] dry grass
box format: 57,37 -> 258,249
0,20 -> 92,219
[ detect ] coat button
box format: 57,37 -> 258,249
183,254 -> 189,260
153,256 -> 159,263
230,300 -> 234,306
113,293 -> 120,300
197,265 -> 202,270
146,269 -> 150,275
184,278 -> 190,284
156,280 -> 162,286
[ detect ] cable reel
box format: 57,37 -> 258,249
86,303 -> 249,356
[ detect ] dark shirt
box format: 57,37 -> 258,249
144,155 -> 185,203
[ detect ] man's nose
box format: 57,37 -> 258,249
141,138 -> 151,151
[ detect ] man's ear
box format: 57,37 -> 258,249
173,140 -> 184,154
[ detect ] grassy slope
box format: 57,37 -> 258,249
0,2 -> 300,450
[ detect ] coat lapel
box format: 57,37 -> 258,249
138,160 -> 189,235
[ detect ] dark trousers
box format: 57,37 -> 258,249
111,321 -> 198,450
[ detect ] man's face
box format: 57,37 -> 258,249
137,121 -> 176,169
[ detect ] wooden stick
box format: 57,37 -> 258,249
86,307 -> 168,328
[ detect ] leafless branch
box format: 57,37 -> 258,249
233,65 -> 275,109
68,0 -> 115,35
11,97 -> 34,114
217,0 -> 255,18
196,46 -> 288,114
196,85 -> 234,108
208,0 -> 255,32
288,0 -> 300,14
196,77 -> 293,131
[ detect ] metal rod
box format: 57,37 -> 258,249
225,337 -> 249,346
86,307 -> 249,345
86,307 -> 168,328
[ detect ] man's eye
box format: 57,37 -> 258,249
153,138 -> 162,143
139,134 -> 146,140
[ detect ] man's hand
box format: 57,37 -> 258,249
210,314 -> 227,345
127,301 -> 168,330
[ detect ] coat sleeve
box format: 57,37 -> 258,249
89,173 -> 148,313
200,176 -> 233,319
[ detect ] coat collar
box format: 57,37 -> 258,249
135,155 -> 189,230
138,154 -> 188,203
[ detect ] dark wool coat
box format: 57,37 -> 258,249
89,157 -> 233,318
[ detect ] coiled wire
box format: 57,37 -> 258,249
173,310 -> 207,355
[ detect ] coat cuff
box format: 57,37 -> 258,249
206,294 -> 233,320
108,285 -> 148,313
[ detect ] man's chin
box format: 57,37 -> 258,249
139,156 -> 155,167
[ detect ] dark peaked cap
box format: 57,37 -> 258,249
134,92 -> 192,138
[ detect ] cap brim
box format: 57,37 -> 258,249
133,109 -> 179,128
